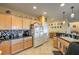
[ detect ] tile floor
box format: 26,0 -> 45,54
16,39 -> 58,55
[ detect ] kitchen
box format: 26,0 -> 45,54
0,3 -> 79,55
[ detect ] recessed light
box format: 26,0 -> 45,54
60,3 -> 65,7
43,11 -> 47,15
33,6 -> 37,10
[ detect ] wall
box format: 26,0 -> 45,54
48,19 -> 69,33
70,22 -> 79,32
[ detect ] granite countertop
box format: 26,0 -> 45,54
60,37 -> 79,42
12,36 -> 32,40
0,36 -> 32,41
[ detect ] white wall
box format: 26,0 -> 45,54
48,19 -> 69,33
70,22 -> 79,32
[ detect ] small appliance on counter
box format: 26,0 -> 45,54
17,30 -> 23,38
23,30 -> 31,37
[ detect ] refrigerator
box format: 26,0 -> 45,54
32,23 -> 41,47
43,22 -> 49,41
32,23 -> 48,47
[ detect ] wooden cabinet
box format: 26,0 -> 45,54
30,19 -> 40,24
11,37 -> 32,54
58,38 -> 70,54
12,16 -> 22,29
0,40 -> 11,55
23,37 -> 32,49
4,14 -> 12,29
52,37 -> 70,54
11,38 -> 23,54
60,39 -> 69,47
53,37 -> 58,48
58,39 -> 64,54
0,13 -> 11,29
61,39 -> 70,54
23,18 -> 31,29
0,13 -> 33,54
27,38 -> 32,47
30,19 -> 35,24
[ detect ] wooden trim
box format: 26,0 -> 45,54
60,38 -> 70,43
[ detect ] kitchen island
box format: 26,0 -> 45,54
52,33 -> 79,54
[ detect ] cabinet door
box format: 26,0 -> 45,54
23,39 -> 29,49
11,39 -> 23,54
59,39 -> 70,54
53,37 -> 58,48
0,14 -> 11,29
0,40 -> 11,55
12,16 -> 22,29
30,19 -> 36,24
30,19 -> 40,24
23,18 -> 31,29
27,39 -> 32,47
0,14 -> 5,29
59,40 -> 64,54
23,37 -> 32,49
4,14 -> 12,29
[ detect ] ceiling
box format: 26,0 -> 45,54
0,3 -> 79,21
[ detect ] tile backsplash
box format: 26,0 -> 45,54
0,29 -> 31,41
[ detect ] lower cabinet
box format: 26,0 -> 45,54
58,40 -> 64,54
53,37 -> 58,48
11,38 -> 24,54
23,37 -> 32,49
58,38 -> 70,54
0,37 -> 33,55
11,37 -> 33,54
0,40 -> 11,55
52,37 -> 70,54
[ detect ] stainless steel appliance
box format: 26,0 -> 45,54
32,23 -> 49,47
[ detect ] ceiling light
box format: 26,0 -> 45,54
71,13 -> 75,18
33,6 -> 37,10
43,11 -> 47,15
62,11 -> 65,19
63,21 -> 65,24
71,6 -> 75,18
60,3 -> 65,7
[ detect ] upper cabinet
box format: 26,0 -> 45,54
30,19 -> 40,24
23,18 -> 31,29
0,13 -> 39,30
12,16 -> 23,29
4,14 -> 12,29
38,16 -> 46,25
0,13 -> 11,29
30,19 -> 35,24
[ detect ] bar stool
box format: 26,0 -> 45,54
65,42 -> 79,55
